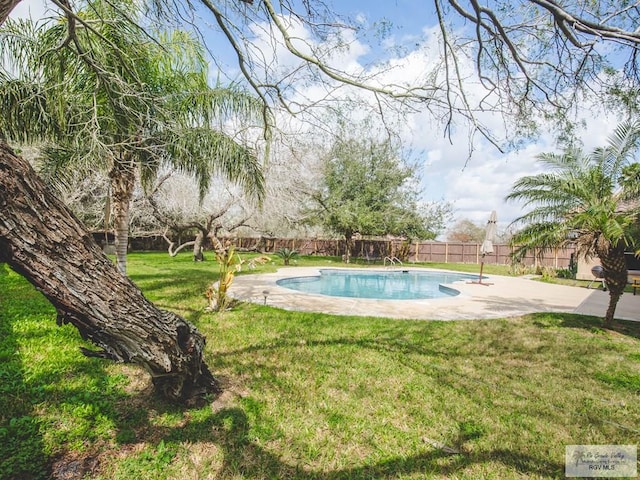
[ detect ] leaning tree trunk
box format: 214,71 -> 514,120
0,142 -> 219,404
597,243 -> 628,328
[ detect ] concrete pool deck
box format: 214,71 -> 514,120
229,266 -> 640,322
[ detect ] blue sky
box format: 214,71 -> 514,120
345,0 -> 438,35
8,0 -> 621,236
327,1 -> 619,232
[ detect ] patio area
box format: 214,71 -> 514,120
229,267 -> 640,322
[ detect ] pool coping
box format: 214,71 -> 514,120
228,266 -> 601,321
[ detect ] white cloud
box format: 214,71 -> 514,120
250,14 -> 626,233
328,28 -> 625,229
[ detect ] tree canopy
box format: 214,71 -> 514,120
186,0 -> 640,145
447,219 -> 487,243
4,0 -> 640,151
309,136 -> 451,260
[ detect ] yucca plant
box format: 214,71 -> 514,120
206,244 -> 243,312
275,247 -> 299,265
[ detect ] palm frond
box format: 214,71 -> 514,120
162,128 -> 265,203
604,120 -> 640,173
619,163 -> 640,200
1,0 -> 268,228
510,221 -> 570,260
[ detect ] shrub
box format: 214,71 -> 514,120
205,243 -> 243,312
275,248 -> 298,265
556,268 -> 576,279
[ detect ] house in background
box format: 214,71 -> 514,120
576,252 -> 640,283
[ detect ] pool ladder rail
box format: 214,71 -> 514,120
384,256 -> 403,268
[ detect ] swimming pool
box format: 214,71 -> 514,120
276,269 -> 477,300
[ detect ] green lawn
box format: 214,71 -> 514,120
1,253 -> 639,479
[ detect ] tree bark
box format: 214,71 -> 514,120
344,232 -> 353,263
0,0 -> 21,25
0,142 -> 219,404
597,244 -> 628,328
193,230 -> 205,261
109,160 -> 136,275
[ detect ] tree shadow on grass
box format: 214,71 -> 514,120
121,328 -> 567,478
84,315 -> 572,479
0,263 -> 149,479
27,308 -> 633,479
0,264 -> 50,480
149,405 -> 564,479
106,384 -> 565,479
531,312 -> 640,340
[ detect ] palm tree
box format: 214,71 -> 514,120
507,121 -> 640,327
0,0 -> 266,274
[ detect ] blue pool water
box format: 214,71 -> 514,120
276,269 -> 476,300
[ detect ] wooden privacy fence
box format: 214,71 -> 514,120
225,237 -> 576,269
112,233 -> 575,268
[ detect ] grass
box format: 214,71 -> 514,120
1,252 -> 639,479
